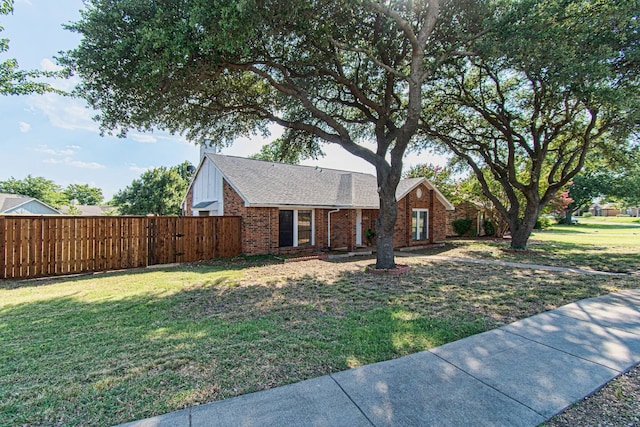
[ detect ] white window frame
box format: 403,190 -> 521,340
412,209 -> 429,241
291,209 -> 315,247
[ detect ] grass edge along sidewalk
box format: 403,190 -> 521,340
119,287 -> 640,427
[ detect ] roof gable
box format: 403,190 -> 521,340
0,193 -> 60,214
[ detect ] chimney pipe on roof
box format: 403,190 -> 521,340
200,143 -> 218,160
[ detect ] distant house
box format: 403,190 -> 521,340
0,193 -> 60,215
625,207 -> 639,217
59,204 -> 118,216
590,203 -> 621,217
182,153 -> 454,255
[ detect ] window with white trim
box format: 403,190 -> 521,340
411,209 -> 429,240
279,209 -> 315,247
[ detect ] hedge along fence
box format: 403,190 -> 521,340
0,215 -> 242,280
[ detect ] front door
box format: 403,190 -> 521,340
279,210 -> 294,247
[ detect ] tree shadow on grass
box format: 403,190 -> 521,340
1,258 -> 637,426
0,254 -> 284,290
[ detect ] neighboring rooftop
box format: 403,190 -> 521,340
58,205 -> 118,216
0,193 -> 60,214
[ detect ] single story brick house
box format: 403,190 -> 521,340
182,153 -> 454,255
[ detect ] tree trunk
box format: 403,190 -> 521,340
373,155 -> 402,270
375,191 -> 398,269
564,208 -> 572,225
509,206 -> 538,249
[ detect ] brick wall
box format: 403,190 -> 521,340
329,209 -> 354,250
223,181 -> 278,255
219,180 -> 450,255
446,201 -> 480,236
394,183 -> 449,246
183,187 -> 194,216
431,193 -> 448,242
316,210 -> 328,249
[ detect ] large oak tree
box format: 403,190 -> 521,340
62,0 -> 485,269
419,0 -> 639,248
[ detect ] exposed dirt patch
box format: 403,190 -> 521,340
365,263 -> 411,275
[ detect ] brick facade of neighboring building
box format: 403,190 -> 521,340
446,201 -> 483,236
396,184 -> 448,246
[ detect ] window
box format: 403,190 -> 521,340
297,210 -> 312,246
412,209 -> 428,240
279,209 -> 314,247
279,210 -> 294,247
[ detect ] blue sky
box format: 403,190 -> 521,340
0,0 -> 443,201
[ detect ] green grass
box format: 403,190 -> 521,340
577,215 -> 640,225
1,226 -> 638,425
428,218 -> 639,273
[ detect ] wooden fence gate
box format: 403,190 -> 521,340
0,216 -> 241,280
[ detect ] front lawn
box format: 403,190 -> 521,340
428,218 -> 640,273
1,249 -> 636,426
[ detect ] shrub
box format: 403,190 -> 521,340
582,212 -> 593,218
535,216 -> 553,229
452,218 -> 473,236
364,228 -> 376,243
483,219 -> 496,236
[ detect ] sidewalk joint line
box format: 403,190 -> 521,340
500,327 -> 626,374
328,374 -> 377,427
427,350 -> 546,419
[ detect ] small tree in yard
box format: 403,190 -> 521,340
112,162 -> 194,216
546,185 -> 574,223
61,0 -> 486,269
419,0 -> 640,248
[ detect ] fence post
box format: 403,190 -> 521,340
0,217 -> 5,279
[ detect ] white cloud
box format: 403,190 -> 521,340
128,164 -> 153,173
19,121 -> 31,133
43,157 -> 105,169
130,133 -> 157,144
33,144 -> 76,156
26,93 -> 100,133
40,58 -> 63,72
156,133 -> 190,145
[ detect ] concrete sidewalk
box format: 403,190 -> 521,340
120,288 -> 640,427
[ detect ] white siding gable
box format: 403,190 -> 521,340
6,200 -> 59,215
191,157 -> 224,215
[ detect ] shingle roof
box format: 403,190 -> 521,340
0,193 -> 35,212
0,193 -> 61,214
58,205 -> 118,216
206,154 -> 454,210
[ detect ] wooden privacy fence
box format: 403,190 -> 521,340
0,216 -> 241,280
